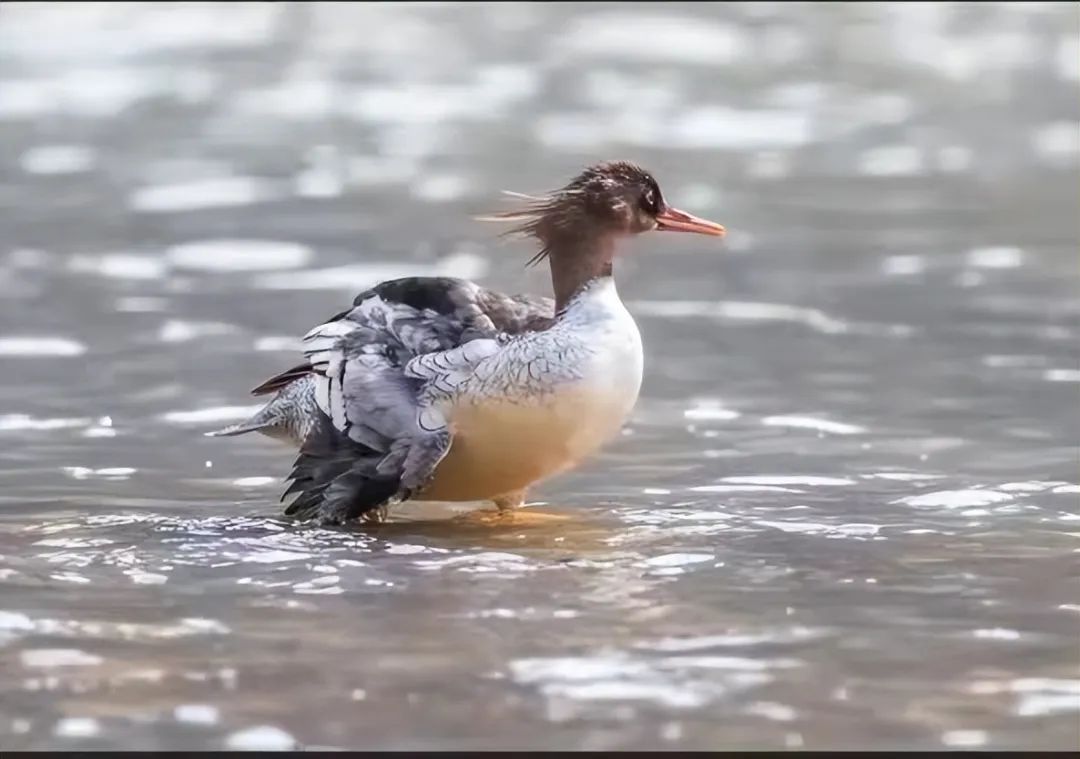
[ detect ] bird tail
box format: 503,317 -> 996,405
204,375 -> 317,446
204,419 -> 271,438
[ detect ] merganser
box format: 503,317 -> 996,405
209,161 -> 725,524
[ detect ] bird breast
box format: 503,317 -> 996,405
420,278 -> 643,502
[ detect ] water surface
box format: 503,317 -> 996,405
0,2 -> 1077,751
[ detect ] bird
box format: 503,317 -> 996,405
208,161 -> 725,525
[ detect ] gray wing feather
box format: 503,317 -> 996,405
279,276 -> 553,523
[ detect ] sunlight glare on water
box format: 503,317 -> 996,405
0,0 -> 1077,752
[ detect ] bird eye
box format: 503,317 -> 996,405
641,188 -> 656,212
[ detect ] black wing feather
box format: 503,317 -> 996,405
283,413 -> 400,523
251,363 -> 314,396
269,277 -> 555,523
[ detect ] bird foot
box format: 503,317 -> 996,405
359,504 -> 390,525
492,490 -> 527,513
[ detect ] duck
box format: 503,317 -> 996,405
208,161 -> 725,524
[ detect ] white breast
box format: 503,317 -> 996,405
562,277 -> 644,428
421,278 -> 643,502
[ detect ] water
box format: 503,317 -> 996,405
1,2 -> 1078,751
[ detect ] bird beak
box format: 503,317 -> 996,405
655,206 -> 726,237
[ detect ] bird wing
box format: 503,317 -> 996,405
260,276 -> 553,523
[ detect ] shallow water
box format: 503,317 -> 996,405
1,2 -> 1078,751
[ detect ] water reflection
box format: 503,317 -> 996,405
0,0 -> 1077,752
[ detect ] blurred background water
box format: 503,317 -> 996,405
0,1 -> 1077,751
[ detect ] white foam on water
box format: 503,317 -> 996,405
746,701 -> 797,722
669,107 -> 811,150
0,68 -> 167,118
0,611 -> 35,631
764,81 -> 826,110
62,466 -> 135,481
998,481 -> 1054,493
295,167 -> 344,198
69,253 -> 166,280
167,240 -> 312,272
863,472 -> 946,481
834,523 -> 881,537
22,648 -> 103,667
235,78 -> 337,121
722,475 -> 856,487
642,553 -> 714,568
684,403 -> 740,421
161,405 -> 264,425
127,570 -> 167,585
973,628 -> 1021,640
1012,678 -> 1080,717
0,337 -> 86,356
174,704 -> 219,725
955,270 -> 985,288
641,627 -> 823,652
1044,369 -> 1080,382
1032,121 -> 1080,160
937,145 -> 973,173
941,730 -> 987,748
511,652 -> 712,712
241,550 -> 314,565
535,113 -> 606,150
158,320 -> 239,343
254,336 -> 304,352
1051,484 -> 1080,494
545,679 -> 710,709
966,246 -> 1024,269
982,354 -> 1047,368
131,177 -> 281,213
1059,35 -> 1080,80
870,92 -> 917,124
1011,678 -> 1080,695
0,3 -> 279,61
226,726 -> 297,751
762,415 -> 866,435
233,477 -> 275,488
177,618 -> 230,635
414,551 -> 533,576
755,521 -> 880,539
883,255 -> 926,276
54,717 -> 100,739
661,655 -> 796,672
253,252 -> 487,290
20,144 -> 96,175
746,150 -> 790,180
7,247 -> 51,268
629,300 -> 848,334
255,263 -> 425,291
858,145 -> 924,176
691,485 -> 804,494
557,13 -> 746,66
756,520 -> 828,535
172,67 -> 217,105
411,173 -> 471,203
0,79 -> 56,118
348,84 -> 500,125
0,414 -> 90,432
896,489 -> 1012,508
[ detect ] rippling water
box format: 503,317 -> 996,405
1,2 -> 1078,751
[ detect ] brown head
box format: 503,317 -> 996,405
481,161 -> 725,309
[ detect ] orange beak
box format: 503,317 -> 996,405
655,206 -> 726,237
